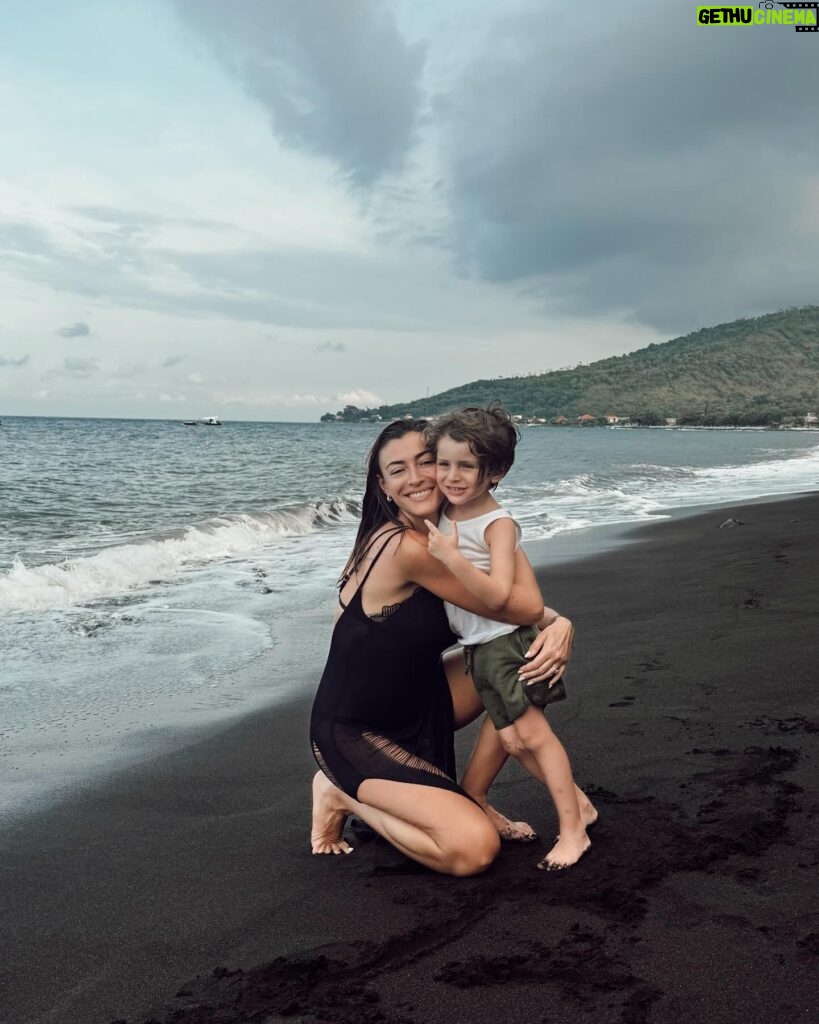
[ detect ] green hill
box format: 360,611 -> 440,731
322,307 -> 819,427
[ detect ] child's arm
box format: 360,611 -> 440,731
424,517 -> 518,612
401,534 -> 543,624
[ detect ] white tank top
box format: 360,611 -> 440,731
438,507 -> 521,646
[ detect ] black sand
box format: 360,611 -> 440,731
1,494 -> 817,1024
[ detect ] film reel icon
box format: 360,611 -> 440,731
762,2 -> 819,32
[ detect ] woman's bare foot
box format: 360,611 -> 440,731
537,830 -> 590,871
311,771 -> 354,855
475,798 -> 538,842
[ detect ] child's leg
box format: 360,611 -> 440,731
471,630 -> 595,863
498,741 -> 598,830
504,707 -> 591,869
460,713 -> 537,841
444,650 -> 537,841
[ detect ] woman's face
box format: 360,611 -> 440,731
377,431 -> 442,528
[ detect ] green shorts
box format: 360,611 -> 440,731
468,625 -> 566,730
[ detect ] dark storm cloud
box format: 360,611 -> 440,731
315,340 -> 346,353
0,354 -> 30,367
57,321 -> 90,338
441,0 -> 819,332
172,0 -> 425,186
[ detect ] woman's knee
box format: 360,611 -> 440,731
445,817 -> 501,877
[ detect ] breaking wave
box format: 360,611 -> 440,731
0,500 -> 359,614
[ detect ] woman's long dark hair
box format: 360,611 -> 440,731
340,418 -> 430,585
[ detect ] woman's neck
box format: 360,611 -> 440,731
399,510 -> 434,534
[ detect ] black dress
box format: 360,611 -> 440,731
310,529 -> 466,800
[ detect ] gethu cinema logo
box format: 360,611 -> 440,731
697,2 -> 819,30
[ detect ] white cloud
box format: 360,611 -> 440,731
110,361 -> 147,379
337,388 -> 383,407
285,393 -> 326,404
211,391 -> 277,406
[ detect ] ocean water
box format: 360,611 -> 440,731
1,416 -> 818,815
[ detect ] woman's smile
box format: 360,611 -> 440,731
405,485 -> 436,501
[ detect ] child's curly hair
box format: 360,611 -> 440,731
425,403 -> 519,488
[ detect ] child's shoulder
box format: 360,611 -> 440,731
461,506 -> 520,543
482,507 -> 521,548
476,504 -> 515,523
445,501 -> 511,524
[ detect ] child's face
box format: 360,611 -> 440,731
435,435 -> 496,507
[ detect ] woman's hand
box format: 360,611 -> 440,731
518,616 -> 574,684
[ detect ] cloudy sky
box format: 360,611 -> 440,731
1,0 -> 817,421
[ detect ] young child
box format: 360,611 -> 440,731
424,404 -> 596,869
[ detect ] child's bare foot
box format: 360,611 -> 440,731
474,798 -> 538,842
579,801 -> 599,830
575,786 -> 599,830
537,830 -> 590,871
311,771 -> 354,855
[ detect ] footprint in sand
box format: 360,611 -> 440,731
609,695 -> 636,708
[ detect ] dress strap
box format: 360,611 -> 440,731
340,526 -> 405,607
358,526 -> 405,587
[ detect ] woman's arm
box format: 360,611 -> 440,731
399,532 -> 543,624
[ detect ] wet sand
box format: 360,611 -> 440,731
1,494 -> 817,1024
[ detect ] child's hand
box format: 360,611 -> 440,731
423,520 -> 460,565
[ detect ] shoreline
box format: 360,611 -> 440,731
1,491 -> 817,1023
0,600 -> 332,825
4,487 -> 816,823
527,486 -> 819,566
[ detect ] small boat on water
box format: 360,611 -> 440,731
182,420 -> 197,426
201,416 -> 222,426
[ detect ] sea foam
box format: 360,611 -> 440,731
0,501 -> 358,614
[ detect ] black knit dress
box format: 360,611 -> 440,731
310,530 -> 467,800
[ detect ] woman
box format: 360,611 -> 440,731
310,419 -> 579,876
